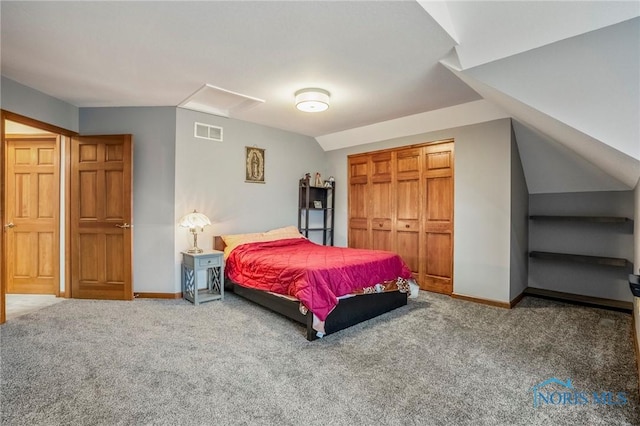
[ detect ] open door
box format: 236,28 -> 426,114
70,135 -> 133,300
1,111 -> 73,324
4,135 -> 60,295
0,112 -> 133,325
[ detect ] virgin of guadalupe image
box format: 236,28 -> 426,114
246,148 -> 264,182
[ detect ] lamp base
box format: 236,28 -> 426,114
186,230 -> 203,254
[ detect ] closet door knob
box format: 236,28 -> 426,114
4,222 -> 15,229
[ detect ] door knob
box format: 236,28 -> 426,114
4,222 -> 15,229
115,223 -> 132,229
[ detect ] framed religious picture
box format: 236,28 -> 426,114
245,146 -> 265,183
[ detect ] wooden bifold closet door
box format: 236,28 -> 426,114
348,140 -> 454,294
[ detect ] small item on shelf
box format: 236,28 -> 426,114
314,200 -> 322,208
314,172 -> 322,187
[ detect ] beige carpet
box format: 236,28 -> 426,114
1,292 -> 638,425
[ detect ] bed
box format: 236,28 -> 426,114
214,226 -> 418,340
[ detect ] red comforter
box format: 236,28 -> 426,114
225,238 -> 412,321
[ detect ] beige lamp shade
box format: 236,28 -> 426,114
179,210 -> 211,230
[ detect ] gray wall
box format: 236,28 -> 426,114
80,107 -> 177,294
173,108 -> 327,292
510,125 -> 529,300
325,118 -> 515,303
1,77 -> 79,132
528,191 -> 635,302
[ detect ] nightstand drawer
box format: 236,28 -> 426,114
198,257 -> 221,267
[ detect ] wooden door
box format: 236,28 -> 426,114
70,135 -> 133,300
348,155 -> 369,249
421,142 -> 454,294
4,136 -> 60,294
370,152 -> 394,251
394,147 -> 421,283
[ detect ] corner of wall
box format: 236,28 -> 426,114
510,120 -> 529,301
1,76 -> 79,132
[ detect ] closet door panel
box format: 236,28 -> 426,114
425,177 -> 453,231
371,153 -> 393,252
349,227 -> 369,250
395,147 -> 421,284
422,142 -> 454,294
348,156 -> 369,248
395,148 -> 420,224
396,148 -> 421,181
425,233 -> 451,275
396,180 -> 419,221
397,230 -> 420,279
371,229 -> 392,251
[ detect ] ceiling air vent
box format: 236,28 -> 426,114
179,84 -> 264,117
194,122 -> 223,142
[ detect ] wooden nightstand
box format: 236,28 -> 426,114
181,250 -> 224,304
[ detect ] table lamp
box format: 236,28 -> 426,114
179,210 -> 211,253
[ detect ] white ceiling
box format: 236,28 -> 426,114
1,1 -> 639,193
0,1 -> 480,137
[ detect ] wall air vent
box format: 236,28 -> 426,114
194,122 -> 223,142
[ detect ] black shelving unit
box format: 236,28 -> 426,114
298,176 -> 334,246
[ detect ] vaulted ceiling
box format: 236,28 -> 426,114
1,1 -> 638,193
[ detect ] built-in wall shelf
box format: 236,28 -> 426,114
528,192 -> 635,304
529,251 -> 632,268
529,215 -> 632,223
524,287 -> 632,313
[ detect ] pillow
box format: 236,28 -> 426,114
221,232 -> 263,259
264,225 -> 304,240
221,226 -> 304,259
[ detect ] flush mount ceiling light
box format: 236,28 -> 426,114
295,88 -> 330,113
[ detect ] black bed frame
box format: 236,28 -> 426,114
214,236 -> 408,341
